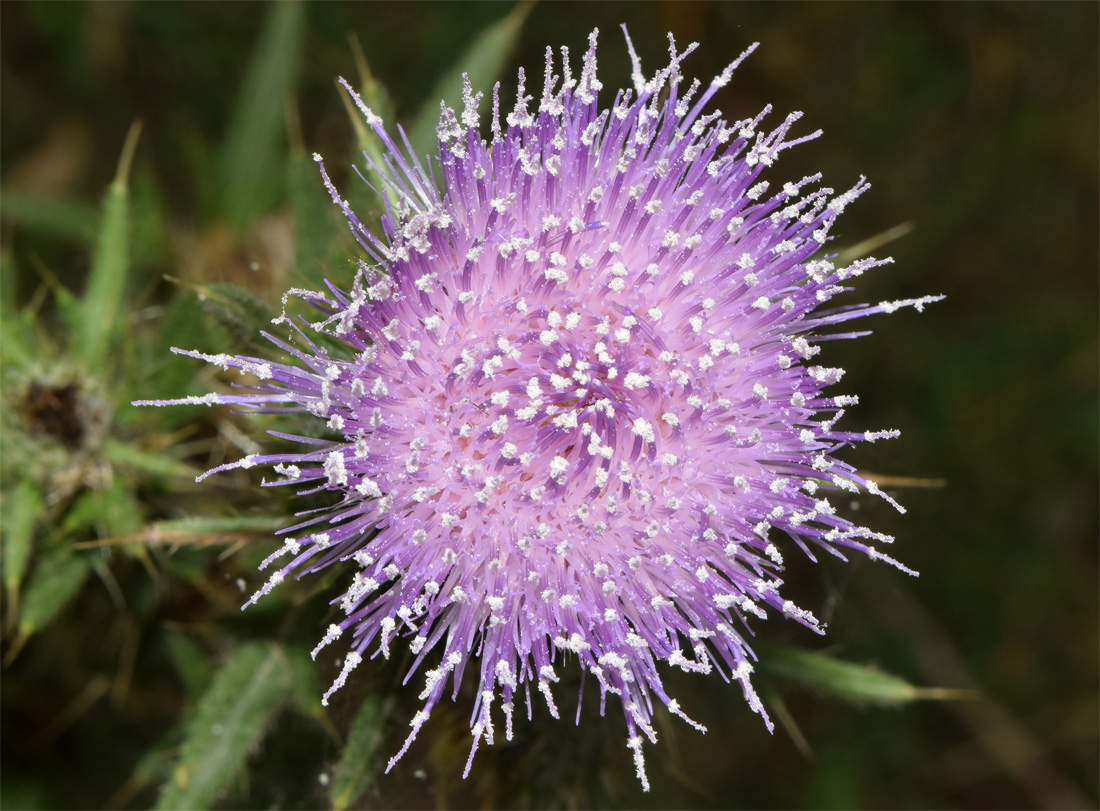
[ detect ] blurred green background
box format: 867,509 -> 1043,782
1,2 -> 1096,809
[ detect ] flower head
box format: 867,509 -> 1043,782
140,29 -> 940,790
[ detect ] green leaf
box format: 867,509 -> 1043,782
217,0 -> 305,228
284,644 -> 323,718
0,190 -> 99,244
58,480 -> 143,541
164,632 -> 214,700
0,306 -> 36,370
52,277 -> 82,342
72,515 -> 283,552
104,438 -> 196,480
78,121 -> 141,372
195,282 -> 271,351
97,477 -> 144,539
17,546 -> 91,638
130,170 -> 170,264
331,696 -> 390,811
155,643 -> 291,811
152,515 -> 283,536
288,151 -> 342,287
336,43 -> 394,223
60,491 -> 100,535
760,646 -> 968,707
406,1 -> 534,165
136,293 -> 216,408
2,478 -> 42,606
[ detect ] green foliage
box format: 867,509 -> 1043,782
0,191 -> 98,244
2,478 -> 41,615
331,696 -> 391,810
192,281 -> 273,352
154,643 -> 293,811
217,0 -> 305,228
15,546 -> 91,642
407,1 -> 535,163
3,3 -> 1094,810
164,632 -> 215,700
79,122 -> 140,373
288,150 -> 343,286
103,438 -> 197,480
760,646 -> 970,707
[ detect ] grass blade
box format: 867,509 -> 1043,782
406,1 -> 534,164
217,0 -> 305,228
78,120 -> 141,372
155,643 -> 290,811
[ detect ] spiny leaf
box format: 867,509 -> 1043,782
338,37 -> 395,210
104,438 -> 196,480
338,56 -> 387,179
73,515 -> 283,550
9,546 -> 92,663
147,515 -> 282,536
154,643 -> 291,811
137,293 -> 222,409
2,478 -> 42,619
287,152 -> 342,287
129,171 -> 169,264
331,696 -> 391,811
164,632 -> 214,700
0,185 -> 164,264
760,646 -> 970,707
96,477 -> 145,539
217,0 -> 305,228
78,120 -> 141,372
160,277 -> 271,352
61,490 -> 102,535
0,190 -> 98,244
197,282 -> 271,351
284,644 -> 324,719
407,1 -> 534,164
0,250 -> 34,369
0,309 -> 35,370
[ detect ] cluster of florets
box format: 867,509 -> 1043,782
140,28 -> 939,790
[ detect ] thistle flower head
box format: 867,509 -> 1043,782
140,28 -> 940,790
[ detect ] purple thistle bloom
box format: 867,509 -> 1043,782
139,29 -> 940,789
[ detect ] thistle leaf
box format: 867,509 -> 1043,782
73,515 -> 283,550
78,121 -> 141,372
157,278 -> 271,352
288,152 -> 342,286
217,0 -> 305,228
2,478 -> 42,613
407,1 -> 534,163
104,438 -> 196,480
0,191 -> 98,244
760,646 -> 970,707
155,643 -> 290,811
284,644 -> 324,719
330,696 -> 390,811
164,632 -> 214,701
16,546 -> 91,641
